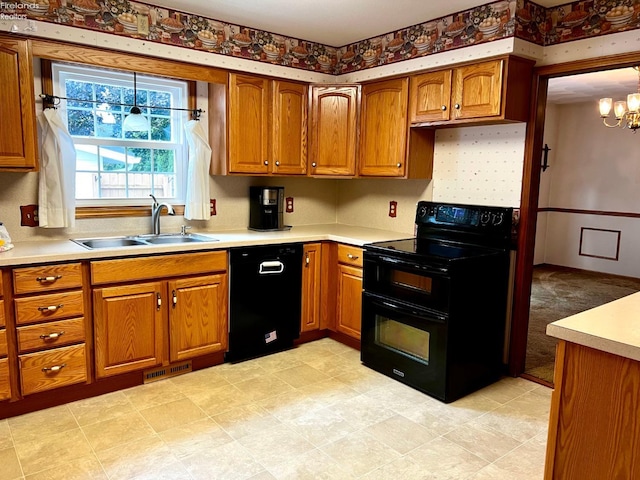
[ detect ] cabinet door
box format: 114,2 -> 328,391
0,37 -> 37,171
228,73 -> 269,174
0,357 -> 10,401
359,78 -> 408,177
168,274 -> 228,362
94,282 -> 165,378
301,243 -> 322,332
272,80 -> 307,175
336,264 -> 363,340
452,60 -> 503,120
409,70 -> 452,122
309,85 -> 359,176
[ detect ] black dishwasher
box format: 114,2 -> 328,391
227,243 -> 303,362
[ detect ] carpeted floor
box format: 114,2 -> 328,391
524,264 -> 640,384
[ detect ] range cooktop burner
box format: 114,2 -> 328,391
368,238 -> 501,261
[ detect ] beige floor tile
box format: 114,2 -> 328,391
244,349 -> 305,373
96,434 -> 179,480
0,446 -> 23,479
477,376 -> 540,405
139,397 -> 206,433
285,406 -> 357,447
474,398 -> 549,444
407,436 -> 489,479
296,378 -> 360,409
360,455 -> 428,480
24,453 -> 106,480
213,404 -> 282,440
81,411 -> 155,452
237,423 -> 315,469
444,420 -> 524,462
181,440 -> 266,480
320,430 -> 401,477
331,392 -> 396,429
215,361 -> 269,385
303,353 -> 353,378
67,391 -> 134,426
257,389 -> 325,421
469,433 -> 547,480
247,471 -> 277,480
8,405 -> 78,445
14,428 -> 93,476
122,380 -> 186,410
129,461 -> 192,480
187,382 -> 249,416
265,448 -> 356,479
316,338 -> 357,355
272,363 -> 330,388
0,419 -> 14,450
364,414 -> 436,454
333,365 -> 397,393
363,380 -> 430,413
158,417 -> 233,458
233,373 -> 294,403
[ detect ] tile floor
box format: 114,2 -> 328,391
1,338 -> 551,479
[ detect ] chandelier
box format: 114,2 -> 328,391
598,66 -> 640,132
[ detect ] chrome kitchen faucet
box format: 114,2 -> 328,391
150,194 -> 175,235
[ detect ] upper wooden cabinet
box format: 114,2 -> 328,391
0,37 -> 38,171
409,56 -> 534,126
226,73 -> 307,175
309,85 -> 359,176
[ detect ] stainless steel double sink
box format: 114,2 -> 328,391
72,233 -> 219,249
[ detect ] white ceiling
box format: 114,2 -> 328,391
150,0 -> 568,46
147,0 -> 637,104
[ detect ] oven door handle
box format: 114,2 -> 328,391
376,255 -> 449,275
376,298 -> 447,324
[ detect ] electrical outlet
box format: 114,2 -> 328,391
286,197 -> 294,213
20,204 -> 39,227
210,199 -> 216,216
389,201 -> 397,218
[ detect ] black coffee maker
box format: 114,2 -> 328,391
249,186 -> 285,231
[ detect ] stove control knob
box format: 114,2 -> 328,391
492,212 -> 504,226
480,212 -> 491,225
417,205 -> 428,219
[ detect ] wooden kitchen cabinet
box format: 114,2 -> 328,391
309,85 -> 359,176
409,56 -> 533,126
0,276 -> 9,401
336,245 -> 363,340
227,73 -> 307,175
169,274 -> 228,362
0,36 -> 38,171
91,251 -> 228,378
301,243 -> 322,332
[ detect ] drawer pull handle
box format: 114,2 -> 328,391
347,253 -> 359,260
172,290 -> 177,308
42,364 -> 66,373
36,275 -> 62,283
40,331 -> 65,340
38,304 -> 63,312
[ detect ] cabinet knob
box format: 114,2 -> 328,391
311,162 -> 317,168
396,163 -> 402,168
454,103 -> 461,109
441,105 -> 447,111
264,160 -> 269,166
275,161 -> 280,166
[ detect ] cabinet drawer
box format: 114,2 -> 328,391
20,343 -> 87,396
0,329 -> 6,357
13,263 -> 83,294
0,299 -> 4,328
0,357 -> 9,401
15,290 -> 84,325
337,244 -> 364,268
17,317 -> 85,353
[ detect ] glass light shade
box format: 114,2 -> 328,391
599,97 -> 612,116
613,101 -> 627,120
627,93 -> 640,113
122,106 -> 150,132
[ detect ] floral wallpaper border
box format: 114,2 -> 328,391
1,0 -> 639,75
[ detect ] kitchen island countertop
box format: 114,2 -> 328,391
546,291 -> 640,362
0,224 -> 412,267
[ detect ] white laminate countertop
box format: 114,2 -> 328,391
546,291 -> 640,362
0,224 -> 413,267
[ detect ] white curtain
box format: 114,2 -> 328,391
38,108 -> 76,228
184,120 -> 212,220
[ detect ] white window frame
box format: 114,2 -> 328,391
51,63 -> 189,207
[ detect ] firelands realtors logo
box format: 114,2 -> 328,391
0,2 -> 43,20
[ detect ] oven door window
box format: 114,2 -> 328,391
376,316 -> 430,365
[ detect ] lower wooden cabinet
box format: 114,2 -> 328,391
93,281 -> 165,378
169,274 -> 228,362
19,343 -> 87,395
336,245 -> 364,340
301,243 -> 322,332
0,357 -> 10,400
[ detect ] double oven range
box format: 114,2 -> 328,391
361,201 -> 514,403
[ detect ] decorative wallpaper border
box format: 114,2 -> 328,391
1,0 -> 639,75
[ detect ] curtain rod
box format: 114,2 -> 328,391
39,94 -> 204,121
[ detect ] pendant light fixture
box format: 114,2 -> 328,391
122,72 -> 150,132
598,66 -> 640,132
